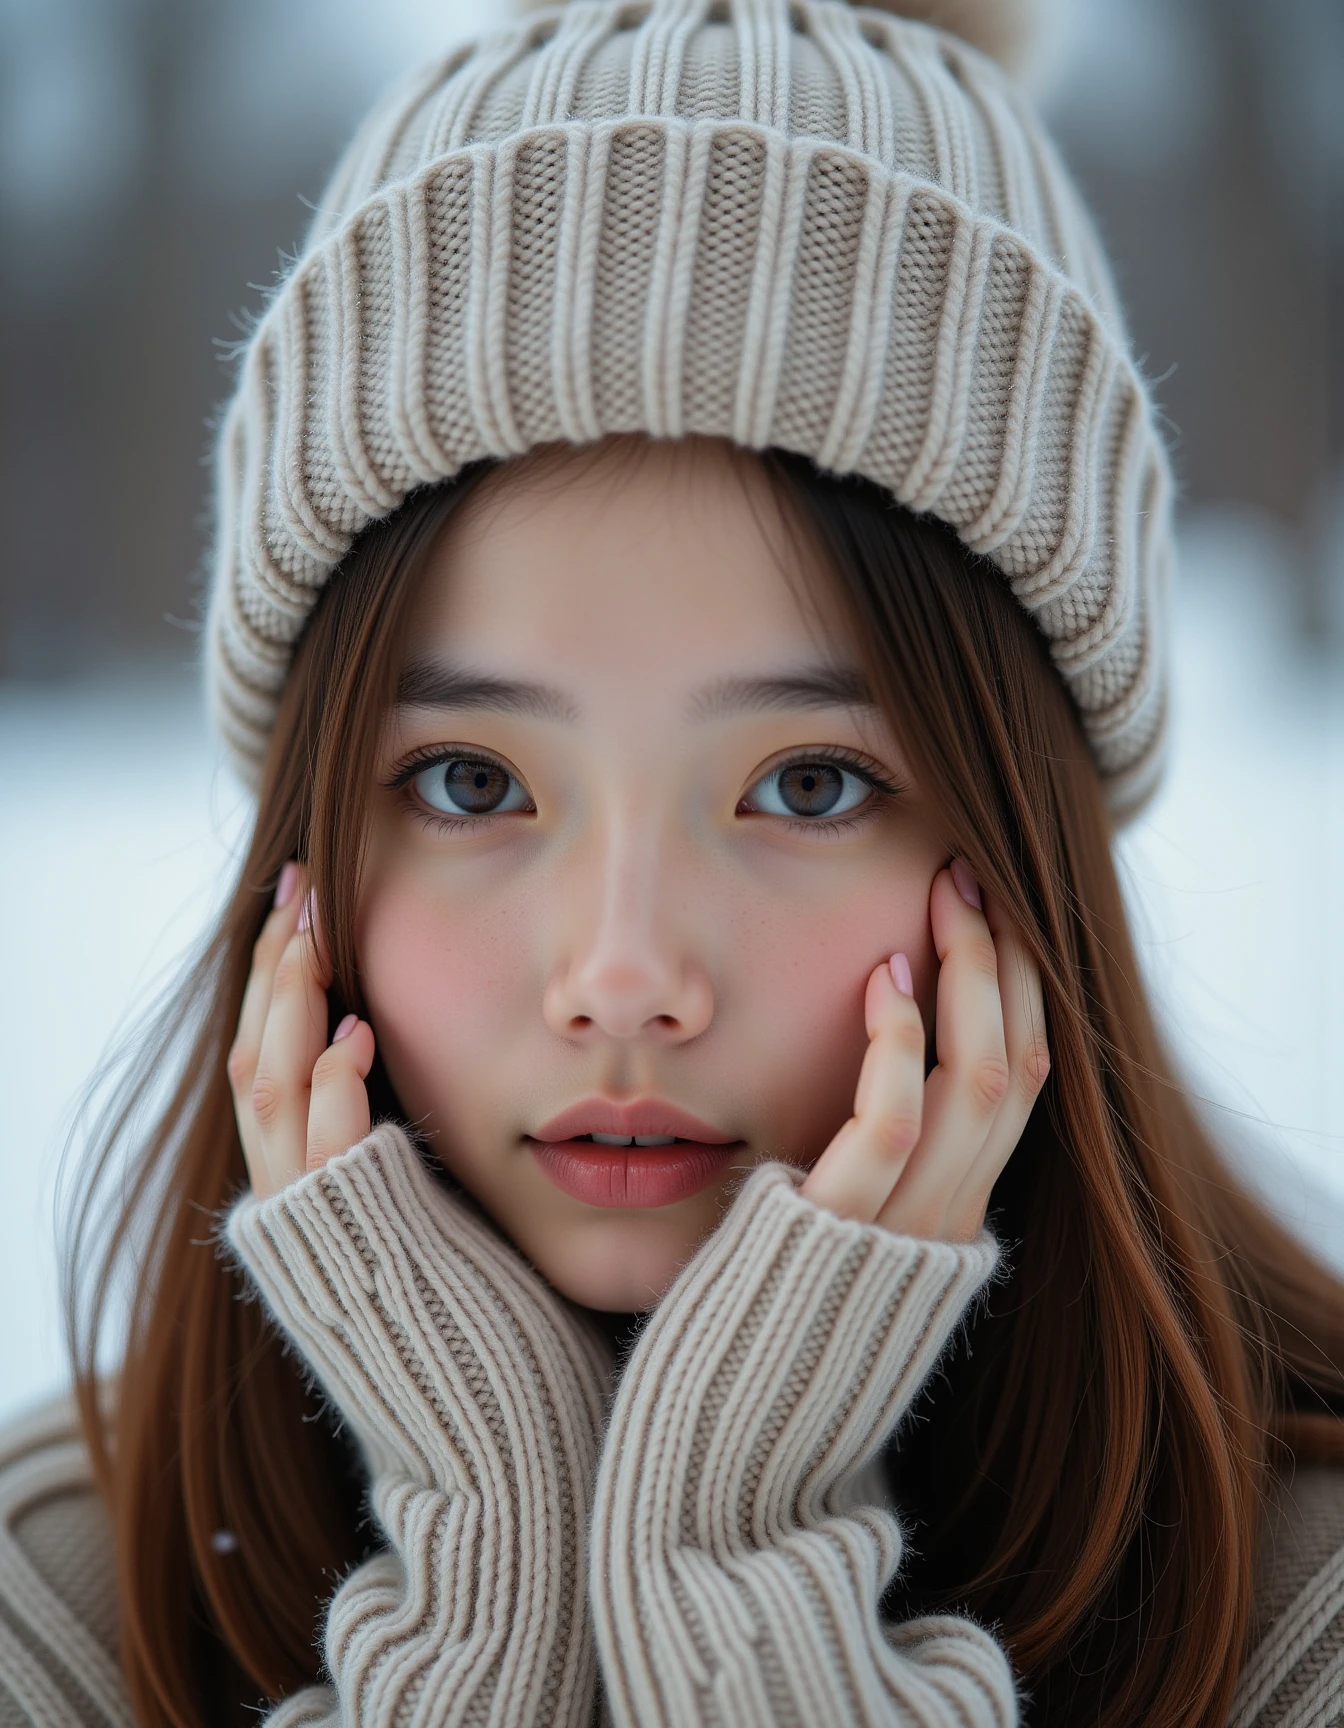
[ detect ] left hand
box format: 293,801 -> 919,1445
227,862 -> 377,1202
800,860 -> 1049,1242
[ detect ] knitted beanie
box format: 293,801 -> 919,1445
204,0 -> 1174,820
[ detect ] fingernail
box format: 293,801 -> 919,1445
332,1013 -> 358,1043
297,889 -> 315,933
889,953 -> 914,996
273,861 -> 299,910
950,859 -> 982,910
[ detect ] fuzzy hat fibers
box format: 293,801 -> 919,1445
204,0 -> 1174,820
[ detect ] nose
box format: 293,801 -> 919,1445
541,822 -> 715,1044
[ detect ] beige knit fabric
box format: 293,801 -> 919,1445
221,1126 -> 614,1726
2,1127 -> 1344,1723
204,0 -> 1175,822
1230,1465 -> 1344,1728
590,1158 -> 1011,1724
218,1127 -> 1014,1725
0,1416 -> 130,1728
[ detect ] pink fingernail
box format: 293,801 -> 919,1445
950,859 -> 982,910
889,953 -> 914,996
273,861 -> 299,910
297,889 -> 315,933
332,1013 -> 358,1043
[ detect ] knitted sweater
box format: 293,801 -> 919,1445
1,1126 -> 1340,1726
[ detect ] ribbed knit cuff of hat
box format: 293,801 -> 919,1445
590,1160 -> 1015,1727
220,1123 -> 612,1728
203,0 -> 1177,822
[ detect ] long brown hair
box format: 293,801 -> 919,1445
61,440 -> 1344,1727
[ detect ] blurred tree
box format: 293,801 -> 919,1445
0,0 -> 1340,675
1044,0 -> 1340,644
0,0 -> 346,677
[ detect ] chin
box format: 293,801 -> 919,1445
520,1214 -> 719,1314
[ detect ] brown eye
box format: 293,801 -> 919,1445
410,756 -> 530,817
776,763 -> 845,816
744,758 -> 875,821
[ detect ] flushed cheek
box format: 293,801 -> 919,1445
730,886 -> 935,1165
357,883 -> 527,1133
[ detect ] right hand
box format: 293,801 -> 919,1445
800,861 -> 1048,1243
227,860 -> 378,1201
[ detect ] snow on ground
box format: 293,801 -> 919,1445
1116,508 -> 1344,1263
2,510 -> 1341,1428
0,671 -> 252,1425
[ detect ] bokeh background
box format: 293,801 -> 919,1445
2,0 -> 1342,1426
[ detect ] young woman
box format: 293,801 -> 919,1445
2,1 -> 1341,1726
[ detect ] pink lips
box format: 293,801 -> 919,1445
527,1097 -> 743,1209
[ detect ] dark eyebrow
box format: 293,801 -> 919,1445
394,656 -> 875,724
395,657 -> 580,722
685,665 -> 876,721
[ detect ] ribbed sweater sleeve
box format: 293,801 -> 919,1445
220,1123 -> 612,1728
589,1162 -> 1018,1728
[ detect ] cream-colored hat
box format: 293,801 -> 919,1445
204,0 -> 1173,820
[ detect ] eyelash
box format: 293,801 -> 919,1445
739,746 -> 906,837
381,744 -> 906,837
381,745 -> 534,837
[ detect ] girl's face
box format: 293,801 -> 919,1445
359,440 -> 949,1310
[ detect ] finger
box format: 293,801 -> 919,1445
227,862 -> 306,1183
877,865 -> 1008,1236
944,902 -> 1049,1238
801,955 -> 927,1223
306,1015 -> 376,1173
251,897 -> 332,1197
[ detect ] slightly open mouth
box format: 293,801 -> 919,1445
527,1134 -> 743,1207
572,1132 -> 687,1147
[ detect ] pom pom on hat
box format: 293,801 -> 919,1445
844,0 -> 1042,76
513,0 -> 1045,77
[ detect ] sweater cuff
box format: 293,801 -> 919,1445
218,1124 -> 611,1485
617,1161 -> 999,1505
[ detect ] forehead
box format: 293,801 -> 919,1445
402,439 -> 847,672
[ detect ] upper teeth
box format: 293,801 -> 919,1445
588,1132 -> 680,1146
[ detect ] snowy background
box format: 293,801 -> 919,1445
2,0 -> 1342,1428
